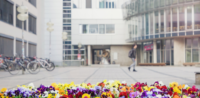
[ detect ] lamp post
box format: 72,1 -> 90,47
17,4 -> 28,59
47,21 -> 54,60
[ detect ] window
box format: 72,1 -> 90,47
99,0 -> 116,8
63,27 -> 71,30
99,24 -> 105,34
166,9 -> 171,32
160,10 -> 164,32
63,10 -> 71,13
187,6 -> 192,29
155,11 -> 159,33
106,24 -> 115,34
172,8 -> 177,32
186,38 -> 200,62
28,0 -> 36,7
0,0 -> 13,25
89,24 -> 98,34
150,12 -> 153,34
16,6 -> 26,30
63,14 -> 71,18
0,37 -> 13,57
82,24 -> 88,34
194,4 -> 200,29
86,0 -> 92,8
28,14 -> 37,34
179,7 -> 185,31
63,2 -> 71,6
81,24 -> 115,34
146,14 -> 149,35
63,19 -> 71,23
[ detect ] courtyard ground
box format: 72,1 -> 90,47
0,66 -> 199,89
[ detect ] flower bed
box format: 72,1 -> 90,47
0,80 -> 200,98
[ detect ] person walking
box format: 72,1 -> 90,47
128,44 -> 137,72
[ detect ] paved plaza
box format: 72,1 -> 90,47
0,66 -> 200,89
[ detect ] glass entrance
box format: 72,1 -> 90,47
143,41 -> 153,63
93,49 -> 110,64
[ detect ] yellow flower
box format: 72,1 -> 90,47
178,84 -> 185,89
148,86 -> 155,91
143,86 -> 148,91
173,87 -> 182,94
182,95 -> 188,98
103,80 -> 107,83
51,83 -> 57,88
170,82 -> 178,88
47,94 -> 52,98
82,93 -> 90,98
95,97 -> 100,98
1,88 -> 7,93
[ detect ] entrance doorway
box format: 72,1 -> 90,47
144,50 -> 153,63
92,49 -> 110,64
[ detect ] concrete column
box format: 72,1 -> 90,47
174,38 -> 185,66
87,45 -> 91,66
153,40 -> 157,63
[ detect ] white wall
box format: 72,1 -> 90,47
71,9 -> 130,45
0,0 -> 44,57
42,0 -> 63,64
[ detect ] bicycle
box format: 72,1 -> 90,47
28,57 -> 55,72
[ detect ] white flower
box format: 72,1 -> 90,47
156,95 -> 162,98
158,81 -> 164,86
28,83 -> 35,88
56,94 -> 60,98
110,87 -> 119,96
42,91 -> 49,97
108,80 -> 114,84
184,85 -> 189,89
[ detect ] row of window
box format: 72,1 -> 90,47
80,24 -> 115,34
0,0 -> 37,34
123,0 -> 200,18
73,0 -> 118,9
128,4 -> 200,39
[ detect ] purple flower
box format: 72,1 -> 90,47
129,91 -> 140,98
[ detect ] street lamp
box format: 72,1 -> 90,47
17,4 -> 28,59
47,21 -> 54,60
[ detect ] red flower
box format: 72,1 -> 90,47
156,86 -> 161,90
191,86 -> 198,92
111,94 -> 115,98
76,92 -> 83,98
136,87 -> 142,92
59,94 -> 73,98
119,92 -> 128,98
168,91 -> 173,96
122,83 -> 127,86
161,85 -> 167,90
87,83 -> 91,86
182,89 -> 188,94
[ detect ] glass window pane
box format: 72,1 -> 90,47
72,50 -> 78,54
155,11 -> 159,33
166,9 -> 171,32
63,10 -> 71,13
63,19 -> 71,23
63,2 -> 71,6
187,6 -> 192,29
106,24 -> 115,34
172,8 -> 177,32
186,49 -> 191,62
72,56 -> 78,60
186,39 -> 192,48
86,0 -> 92,8
192,38 -> 199,48
99,0 -> 104,8
179,7 -> 185,31
65,50 -> 71,54
99,24 -> 105,34
63,45 -> 71,49
194,4 -> 200,29
165,50 -> 170,65
64,56 -> 71,60
63,14 -> 71,18
89,24 -> 98,34
82,24 -> 88,34
160,10 -> 164,32
192,49 -> 199,62
146,13 -> 149,35
156,41 -> 161,49
165,40 -> 171,50
150,12 -> 154,34
171,50 -> 174,65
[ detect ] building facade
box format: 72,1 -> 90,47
0,0 -> 44,58
123,0 -> 200,66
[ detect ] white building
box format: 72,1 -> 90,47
42,0 -> 133,66
0,0 -> 44,58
